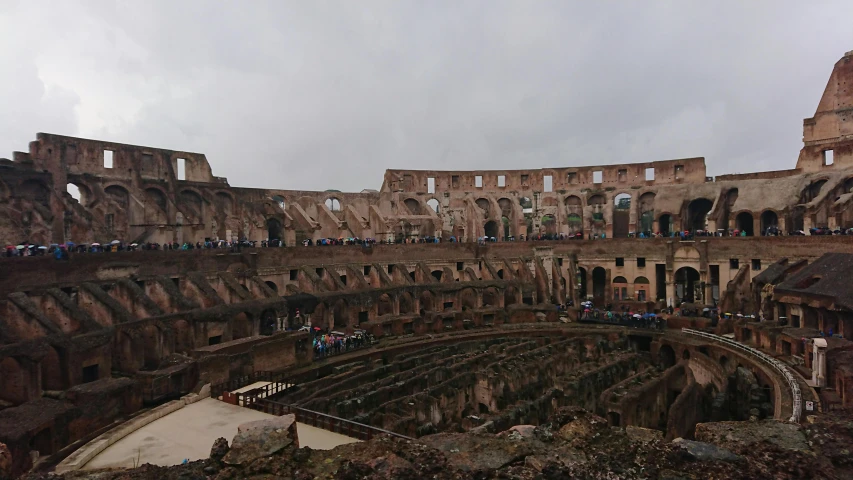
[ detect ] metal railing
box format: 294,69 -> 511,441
249,398 -> 412,442
210,371 -> 295,400
682,328 -> 801,423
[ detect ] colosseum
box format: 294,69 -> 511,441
1,51 -> 853,479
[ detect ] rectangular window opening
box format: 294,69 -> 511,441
521,174 -> 529,185
615,257 -> 624,267
824,150 -> 834,166
593,171 -> 603,184
543,175 -> 553,192
567,172 -> 578,184
103,150 -> 113,168
637,257 -> 646,268
498,175 -> 506,187
177,158 -> 186,180
645,167 -> 655,181
208,335 -> 222,346
363,265 -> 371,276
752,259 -> 762,271
290,269 -> 298,280
456,262 -> 464,271
82,364 -> 99,383
730,259 -> 739,269
427,177 -> 435,194
617,169 -> 627,182
451,175 -> 460,188
475,175 -> 483,188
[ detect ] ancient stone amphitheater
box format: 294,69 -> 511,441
2,52 -> 853,479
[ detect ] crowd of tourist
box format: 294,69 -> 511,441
311,329 -> 374,359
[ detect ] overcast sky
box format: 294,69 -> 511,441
1,1 -> 852,192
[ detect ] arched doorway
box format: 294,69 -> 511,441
659,214 -> 671,236
760,210 -> 778,235
592,267 -> 606,305
613,193 -> 631,238
674,267 -> 700,304
501,216 -> 510,239
541,215 -> 556,237
0,357 -> 26,404
484,220 -> 499,239
267,218 -> 283,242
736,212 -> 754,236
566,196 -> 583,235
638,192 -> 655,234
578,267 -> 588,300
612,276 -> 629,301
659,345 -> 676,369
260,310 -> 277,336
634,276 -> 650,302
687,199 -> 713,232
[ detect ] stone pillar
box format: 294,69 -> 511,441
666,279 -> 675,308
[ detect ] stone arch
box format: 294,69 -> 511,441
613,193 -> 631,237
378,294 -> 394,316
541,214 -> 556,236
634,276 -> 650,302
215,191 -> 234,215
497,198 -> 514,217
66,181 -> 92,206
272,195 -> 286,211
592,267 -> 607,305
41,345 -> 64,391
267,217 -> 283,241
419,290 -> 435,312
115,331 -> 141,372
459,288 -> 477,310
760,210 -> 778,235
612,276 -> 629,301
18,179 -> 51,206
426,198 -> 440,213
475,198 -> 491,217
404,198 -> 421,215
801,179 -> 828,203
332,299 -> 349,330
142,324 -> 164,369
735,211 -> 754,236
431,270 -> 443,282
105,184 -> 130,208
484,220 -> 499,239
325,197 -> 342,211
0,356 -> 27,404
659,213 -> 672,235
399,292 -> 414,314
566,195 -> 583,234
173,319 -> 193,353
483,287 -> 500,307
144,187 -> 168,212
259,309 -> 277,336
675,267 -> 700,304
659,344 -> 676,368
504,285 -> 519,306
179,189 -> 204,220
233,312 -> 253,339
686,198 -> 713,232
265,281 -> 278,293
638,192 -> 655,233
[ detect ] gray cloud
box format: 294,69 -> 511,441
1,0 -> 852,190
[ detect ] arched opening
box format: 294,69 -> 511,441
674,267 -> 700,304
686,198 -> 713,232
426,198 -> 440,213
735,212 -> 754,236
592,267 -> 607,305
459,288 -> 477,310
608,412 -> 621,427
215,192 -> 233,216
638,192 -> 655,234
719,355 -> 729,371
265,281 -> 278,293
504,285 -> 519,306
613,193 -> 631,238
267,218 -> 282,242
633,276 -> 650,302
333,300 -> 349,330
419,291 -> 435,313
399,293 -> 414,314
41,346 -> 64,391
260,309 -> 277,336
659,345 -> 676,369
144,188 -> 168,226
483,287 -> 499,306
496,269 -> 504,279
378,294 -> 394,316
142,325 -> 163,370
612,276 -> 629,301
325,198 -> 342,211
178,189 -> 203,220
760,210 -> 778,235
404,198 -> 421,215
272,195 -> 286,211
105,185 -> 130,208
578,267 -> 588,299
801,180 -> 827,203
682,349 -> 691,360
484,220 -> 499,239
501,216 -> 511,239
431,270 -> 443,282
0,356 -> 26,405
541,214 -> 556,236
66,183 -> 85,204
173,320 -> 193,354
233,312 -> 252,339
475,198 -> 491,217
519,197 -> 533,236
659,214 -> 671,236
565,195 -> 583,233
